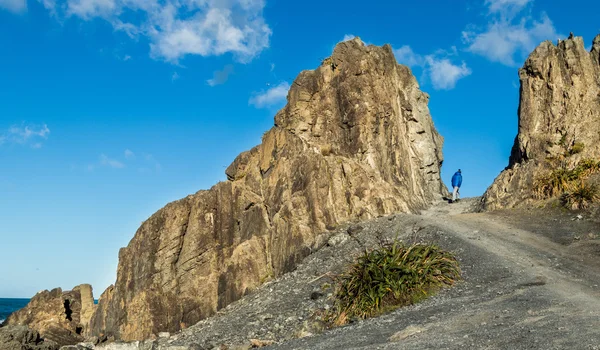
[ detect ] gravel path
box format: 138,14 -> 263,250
270,199 -> 600,350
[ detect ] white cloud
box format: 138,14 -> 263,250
67,0 -> 116,19
394,45 -> 424,67
124,149 -> 135,159
84,150 -> 160,172
12,0 -> 271,64
171,72 -> 180,82
249,82 -> 290,108
485,0 -> 531,14
393,46 -> 471,90
342,34 -> 355,42
0,0 -> 27,13
338,34 -> 371,46
207,64 -> 234,86
9,124 -> 50,141
463,1 -> 561,66
425,56 -> 472,90
1,123 -> 51,148
100,154 -> 125,168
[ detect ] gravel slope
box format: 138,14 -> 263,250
80,198 -> 600,350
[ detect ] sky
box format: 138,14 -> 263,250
0,0 -> 599,298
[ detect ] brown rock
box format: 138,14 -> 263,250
4,285 -> 95,346
0,325 -> 59,350
249,339 -> 275,347
483,34 -> 600,210
88,38 -> 447,341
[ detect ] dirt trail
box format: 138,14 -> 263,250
273,198 -> 600,349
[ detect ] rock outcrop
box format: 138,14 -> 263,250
483,34 -> 600,210
4,285 -> 95,346
0,325 -> 59,350
82,38 -> 446,341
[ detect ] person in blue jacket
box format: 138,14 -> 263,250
451,169 -> 462,203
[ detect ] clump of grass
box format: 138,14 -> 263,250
562,182 -> 599,210
328,241 -> 460,326
534,158 -> 600,200
569,142 -> 585,155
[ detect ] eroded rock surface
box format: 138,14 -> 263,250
86,38 -> 447,341
0,325 -> 59,350
3,285 -> 95,346
483,34 -> 600,210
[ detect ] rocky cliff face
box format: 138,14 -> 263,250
483,34 -> 600,210
84,38 -> 447,341
3,285 -> 94,346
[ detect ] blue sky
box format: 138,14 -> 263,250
0,0 -> 598,298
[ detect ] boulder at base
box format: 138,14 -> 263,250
0,325 -> 59,350
3,285 -> 95,346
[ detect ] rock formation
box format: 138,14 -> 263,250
3,285 -> 95,346
87,38 -> 447,341
6,38 -> 443,342
0,325 -> 59,350
483,34 -> 600,210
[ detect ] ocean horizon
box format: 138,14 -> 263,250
0,298 -> 30,324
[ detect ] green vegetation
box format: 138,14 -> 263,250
534,158 -> 600,208
569,142 -> 585,155
328,241 -> 460,326
562,182 -> 599,210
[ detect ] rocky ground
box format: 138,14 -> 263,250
61,197 -> 600,350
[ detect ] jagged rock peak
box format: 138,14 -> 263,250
483,33 -> 600,210
21,39 -> 447,342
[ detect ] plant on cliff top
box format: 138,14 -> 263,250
328,241 -> 460,326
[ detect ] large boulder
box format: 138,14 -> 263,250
483,34 -> 600,210
3,285 -> 95,346
0,325 -> 59,350
87,38 -> 447,341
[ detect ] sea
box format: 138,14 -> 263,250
0,298 -> 30,324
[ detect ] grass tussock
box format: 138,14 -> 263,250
534,158 -> 600,201
569,142 -> 585,155
562,182 -> 600,210
328,241 -> 460,326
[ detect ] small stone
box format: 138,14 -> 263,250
158,332 -> 171,338
327,233 -> 350,246
310,291 -> 324,300
389,325 -> 427,341
249,339 -> 275,347
347,225 -> 364,236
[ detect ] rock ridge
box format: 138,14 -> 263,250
483,34 -> 600,210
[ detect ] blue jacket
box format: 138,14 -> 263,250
451,172 -> 462,188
